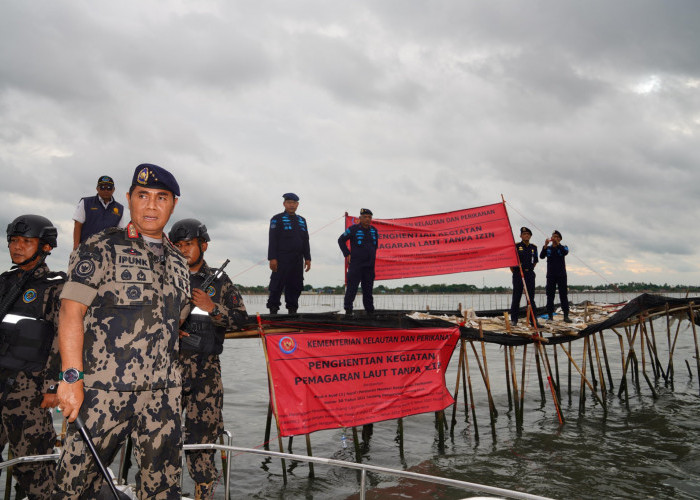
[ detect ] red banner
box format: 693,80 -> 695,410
264,327 -> 460,436
344,202 -> 518,280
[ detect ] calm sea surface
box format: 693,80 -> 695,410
3,293 -> 699,499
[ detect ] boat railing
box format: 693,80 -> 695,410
0,443 -> 553,500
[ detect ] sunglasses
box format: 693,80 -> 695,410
98,185 -> 114,190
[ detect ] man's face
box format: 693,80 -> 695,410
283,199 -> 298,214
126,186 -> 177,239
8,236 -> 49,270
97,183 -> 114,202
551,233 -> 561,245
173,238 -> 205,267
359,213 -> 372,227
521,232 -> 531,243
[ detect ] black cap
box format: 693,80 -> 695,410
283,193 -> 299,201
97,175 -> 114,186
169,219 -> 210,243
360,208 -> 373,216
132,164 -> 180,197
7,215 -> 58,248
520,226 -> 532,235
552,230 -> 562,238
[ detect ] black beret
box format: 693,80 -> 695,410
360,208 -> 373,216
132,164 -> 180,197
283,193 -> 299,201
520,226 -> 532,235
552,230 -> 562,238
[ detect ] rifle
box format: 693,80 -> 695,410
181,259 -> 230,350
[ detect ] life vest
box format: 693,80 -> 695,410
180,272 -> 226,355
0,270 -> 63,373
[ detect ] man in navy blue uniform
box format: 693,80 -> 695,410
266,193 -> 311,314
540,230 -> 572,323
72,175 -> 126,249
338,208 -> 379,317
509,226 -> 538,326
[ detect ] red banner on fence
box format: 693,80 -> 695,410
264,327 -> 460,436
344,202 -> 518,280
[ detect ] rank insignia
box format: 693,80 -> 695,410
126,286 -> 141,300
121,269 -> 133,280
137,270 -> 146,281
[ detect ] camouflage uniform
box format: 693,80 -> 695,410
180,261 -> 247,491
53,223 -> 190,499
0,264 -> 64,499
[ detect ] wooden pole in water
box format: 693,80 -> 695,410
397,418 -> 404,459
553,344 -> 561,403
559,343 -> 606,408
579,336 -> 589,413
613,329 -> 629,407
504,346 -> 513,411
688,302 -> 700,396
586,339 -> 598,391
509,346 -> 520,424
592,335 -> 607,398
475,322 -> 498,419
567,341 -> 572,405
256,314 -> 287,483
598,332 -> 614,391
463,345 -> 479,439
534,342 -> 546,404
450,341 -> 465,431
460,339 -> 469,419
519,345 -> 528,426
352,427 -> 362,462
305,434 -> 315,478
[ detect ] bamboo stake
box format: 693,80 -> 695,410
256,314 -> 287,483
689,302 -> 700,396
463,345 -> 479,440
559,343 -> 606,408
592,335 -> 607,399
352,427 -> 362,463
614,330 -> 629,407
598,331 -> 614,391
305,434 -> 315,478
509,346 -> 520,424
567,342 -> 572,406
450,341 -> 465,431
553,344 -> 561,403
519,345 -> 528,427
534,342 -> 546,404
460,340 -> 469,419
579,336 -> 589,413
504,347 -> 513,411
475,323 -> 498,418
397,418 -> 404,459
587,339 -> 598,391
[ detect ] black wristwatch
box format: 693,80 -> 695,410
59,368 -> 84,384
209,306 -> 221,317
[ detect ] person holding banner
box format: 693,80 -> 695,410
266,193 -> 311,314
509,226 -> 538,326
169,218 -> 248,499
540,230 -> 572,323
338,208 -> 379,317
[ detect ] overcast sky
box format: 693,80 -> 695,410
1,0 -> 699,289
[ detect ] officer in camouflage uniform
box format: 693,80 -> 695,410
0,215 -> 64,498
53,164 -> 190,499
169,219 -> 247,499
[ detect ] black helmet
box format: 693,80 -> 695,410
168,218 -> 210,243
7,215 -> 58,248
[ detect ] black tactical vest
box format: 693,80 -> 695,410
180,273 -> 226,355
0,270 -> 64,373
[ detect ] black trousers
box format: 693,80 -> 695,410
266,255 -> 304,310
510,270 -> 536,322
344,265 -> 375,312
545,274 -> 569,316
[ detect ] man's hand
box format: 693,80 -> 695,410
41,393 -> 59,409
304,260 -> 311,272
57,381 -> 84,423
544,238 -> 551,246
269,259 -> 278,272
346,255 -> 351,265
191,288 -> 215,313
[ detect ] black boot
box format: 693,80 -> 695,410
269,307 -> 279,315
564,313 -> 572,323
288,307 -> 297,314
345,309 -> 354,318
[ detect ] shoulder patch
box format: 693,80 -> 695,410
23,289 -> 37,303
74,259 -> 96,279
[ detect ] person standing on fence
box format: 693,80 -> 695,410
266,193 -> 311,314
509,226 -> 538,326
169,218 -> 247,499
338,208 -> 379,317
540,230 -> 572,323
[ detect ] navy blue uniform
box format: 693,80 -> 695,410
540,243 -> 569,317
78,195 -> 124,242
266,212 -> 310,312
338,224 -> 379,313
510,241 -> 538,323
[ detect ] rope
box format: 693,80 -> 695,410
505,200 -> 623,293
